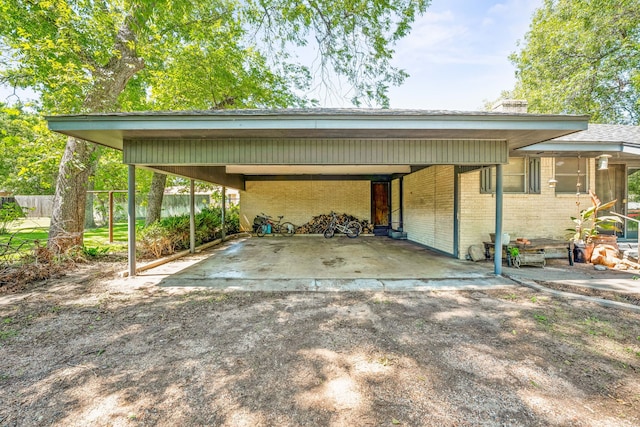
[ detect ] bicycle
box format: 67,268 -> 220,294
323,211 -> 360,238
255,213 -> 296,237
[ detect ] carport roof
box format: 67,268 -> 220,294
47,108 -> 589,152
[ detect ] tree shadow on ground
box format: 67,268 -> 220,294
1,280 -> 639,426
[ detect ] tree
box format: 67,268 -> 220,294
1,0 -> 429,252
0,104 -> 65,195
145,172 -> 167,226
510,0 -> 640,124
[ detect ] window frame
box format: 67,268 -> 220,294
480,156 -> 541,194
553,157 -> 588,194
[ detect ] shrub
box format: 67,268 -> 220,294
137,221 -> 175,258
136,204 -> 240,258
0,202 -> 25,234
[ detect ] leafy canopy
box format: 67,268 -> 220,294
511,0 -> 640,124
1,0 -> 430,112
0,103 -> 65,194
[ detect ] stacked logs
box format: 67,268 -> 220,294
296,213 -> 373,234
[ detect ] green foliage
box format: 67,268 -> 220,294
0,202 -> 25,234
1,0 -> 429,113
1,0 -> 429,248
92,149 -> 153,193
534,313 -> 550,326
136,204 -> 240,258
136,221 -> 175,258
511,0 -> 640,124
628,169 -> 640,202
0,104 -> 65,195
81,245 -> 109,258
568,191 -> 622,242
0,329 -> 19,341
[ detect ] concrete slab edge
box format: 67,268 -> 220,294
159,277 -> 517,292
119,233 -> 248,278
505,273 -> 640,313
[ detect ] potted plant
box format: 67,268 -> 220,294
569,190 -> 622,262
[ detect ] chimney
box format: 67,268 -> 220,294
491,99 -> 528,113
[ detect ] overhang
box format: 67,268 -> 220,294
517,123 -> 640,166
47,108 -> 589,188
47,108 -> 588,152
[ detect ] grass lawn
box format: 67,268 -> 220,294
0,219 -> 144,254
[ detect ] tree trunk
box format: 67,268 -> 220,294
146,172 -> 167,225
48,137 -> 98,252
47,16 -> 144,253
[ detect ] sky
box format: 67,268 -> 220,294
386,0 -> 542,110
0,0 -> 543,112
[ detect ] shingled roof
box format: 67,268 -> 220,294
551,124 -> 640,144
517,123 -> 640,163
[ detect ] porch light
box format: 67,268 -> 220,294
597,154 -> 611,170
548,178 -> 558,188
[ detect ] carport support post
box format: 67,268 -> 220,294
190,179 -> 196,254
221,186 -> 226,240
127,165 -> 136,277
494,164 -> 504,275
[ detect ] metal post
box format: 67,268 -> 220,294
127,165 -> 136,277
108,190 -> 114,243
221,186 -> 226,240
399,177 -> 404,231
190,179 -> 196,254
494,164 -> 504,275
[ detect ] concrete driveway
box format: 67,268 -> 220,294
157,235 -> 513,291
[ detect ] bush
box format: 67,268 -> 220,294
136,204 -> 240,258
137,221 -> 176,258
0,202 -> 25,234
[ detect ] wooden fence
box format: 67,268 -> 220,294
14,195 -> 54,217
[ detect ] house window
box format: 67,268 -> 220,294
554,157 -> 588,194
480,157 -> 540,194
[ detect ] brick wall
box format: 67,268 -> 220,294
391,178 -> 401,229
458,157 -> 596,259
403,166 -> 455,254
239,180 -> 370,231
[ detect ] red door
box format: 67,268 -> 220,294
372,182 -> 390,227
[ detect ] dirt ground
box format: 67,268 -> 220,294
1,259 -> 640,426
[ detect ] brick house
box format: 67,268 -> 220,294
51,104 -> 627,276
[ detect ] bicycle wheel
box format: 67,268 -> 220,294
345,222 -> 360,238
280,222 -> 295,236
256,223 -> 267,237
323,227 -> 335,238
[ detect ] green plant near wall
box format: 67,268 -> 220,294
568,190 -> 622,243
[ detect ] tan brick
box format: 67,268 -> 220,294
404,166 -> 455,254
458,158 -> 596,259
240,180 -> 370,231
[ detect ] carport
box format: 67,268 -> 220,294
47,108 -> 589,277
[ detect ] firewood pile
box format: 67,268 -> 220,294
296,213 -> 374,234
